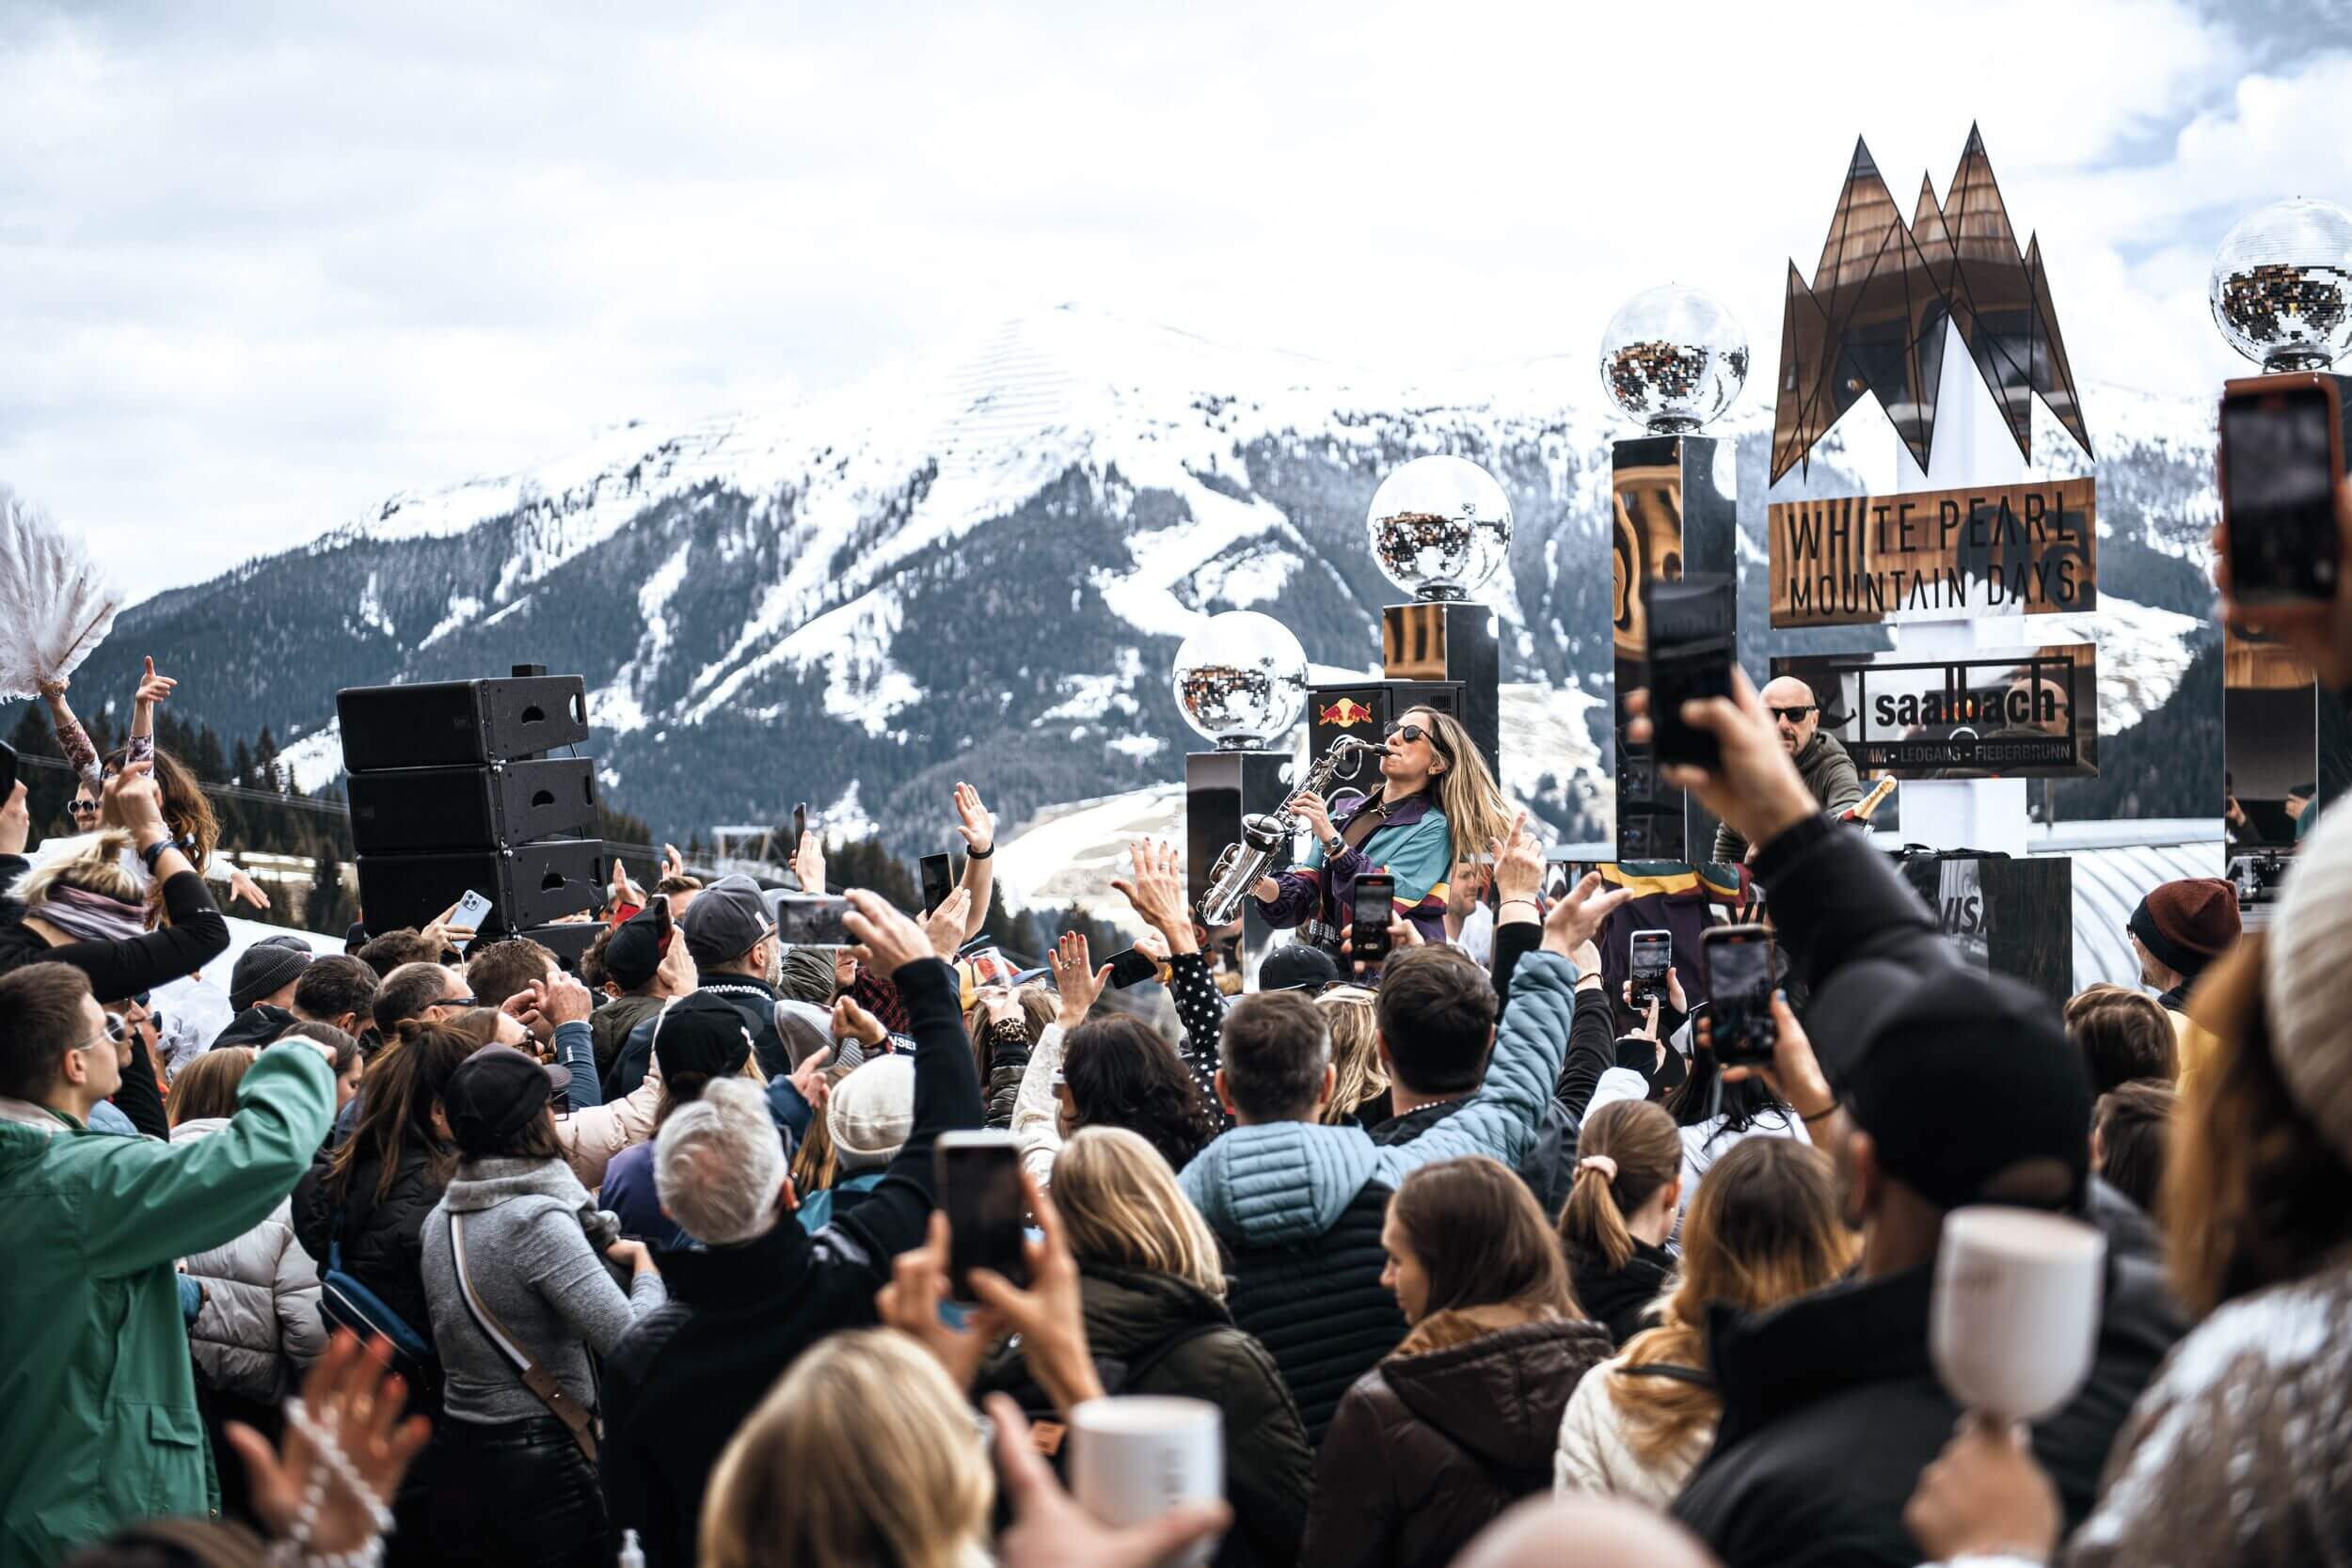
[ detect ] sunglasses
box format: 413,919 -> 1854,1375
67,799 -> 99,817
1768,705 -> 1817,723
431,995 -> 478,1010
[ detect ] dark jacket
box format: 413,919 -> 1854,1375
1711,732 -> 1863,863
0,866 -> 230,1001
1301,1307 -> 1614,1568
1570,1237 -> 1677,1347
598,958 -> 983,1568
977,1017 -> 1031,1131
1253,789 -> 1453,948
978,1264 -> 1313,1568
589,993 -> 666,1082
1672,1258 -> 2183,1568
612,977 -> 785,1097
291,1140 -> 448,1359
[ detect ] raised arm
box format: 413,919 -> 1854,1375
38,676 -> 103,790
1112,840 -> 1228,1115
952,782 -> 996,942
128,656 -> 174,746
41,766 -> 230,1003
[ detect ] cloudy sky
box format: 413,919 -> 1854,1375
5,0 -> 2350,599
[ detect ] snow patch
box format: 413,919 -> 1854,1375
277,721 -> 346,794
418,594 -> 483,651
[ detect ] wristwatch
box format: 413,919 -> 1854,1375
1323,832 -> 1346,860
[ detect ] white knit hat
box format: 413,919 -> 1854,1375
827,1054 -> 916,1171
2264,797 -> 2352,1164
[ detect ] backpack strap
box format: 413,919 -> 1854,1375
449,1212 -> 599,1464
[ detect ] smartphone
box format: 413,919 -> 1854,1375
919,852 -> 955,916
1629,928 -> 1673,1006
0,737 -> 16,805
1352,873 -> 1397,965
1644,574 -> 1737,769
790,802 -> 810,860
1703,924 -> 1778,1067
773,894 -> 852,946
936,1130 -> 1030,1299
2221,374 -> 2344,606
1105,946 -> 1160,990
451,889 -> 495,952
966,945 -> 1018,992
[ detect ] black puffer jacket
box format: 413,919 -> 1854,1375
1301,1307 -> 1615,1568
1222,1180 -> 1406,1446
978,1264 -> 1312,1568
1570,1237 -> 1678,1347
290,1140 -> 448,1356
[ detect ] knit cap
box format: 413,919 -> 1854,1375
230,936 -> 314,1010
2264,801 -> 2352,1166
2128,878 -> 2240,981
827,1054 -> 916,1171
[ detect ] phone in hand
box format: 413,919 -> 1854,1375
935,1130 -> 1030,1299
1702,924 -> 1778,1068
790,802 -> 810,858
919,852 -> 955,916
1351,873 -> 1397,965
0,737 -> 17,806
1629,928 -> 1672,1007
1643,574 -> 1738,770
1104,946 -> 1160,990
773,894 -> 852,946
451,889 -> 495,952
2221,374 -> 2344,607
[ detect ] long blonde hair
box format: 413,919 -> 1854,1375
1316,985 -> 1389,1124
1401,706 -> 1514,873
700,1329 -> 991,1568
1053,1126 -> 1226,1298
14,829 -> 143,908
1608,1137 -> 1855,1465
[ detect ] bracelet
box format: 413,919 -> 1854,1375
137,839 -> 170,874
1800,1098 -> 1841,1124
966,843 -> 993,861
1497,897 -> 1542,914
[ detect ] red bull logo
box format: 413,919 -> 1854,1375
1319,697 -> 1375,728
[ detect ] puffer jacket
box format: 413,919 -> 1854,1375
175,1117 -> 329,1402
291,1138 -> 448,1355
1301,1303 -> 1614,1568
1181,950 -> 1582,1442
590,993 -> 667,1082
978,1264 -> 1313,1568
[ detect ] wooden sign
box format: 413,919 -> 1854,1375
1770,642 -> 2099,780
1768,478 -> 2096,629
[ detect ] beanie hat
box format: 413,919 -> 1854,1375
652,991 -> 755,1082
230,938 -> 314,1011
827,1054 -> 916,1171
1821,959 -> 2091,1212
2128,878 -> 2241,981
603,899 -> 674,992
2264,801 -> 2352,1166
776,945 -> 839,1007
774,999 -> 835,1070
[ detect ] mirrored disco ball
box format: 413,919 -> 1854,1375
1171,610 -> 1308,750
2211,198 -> 2352,372
1366,455 -> 1513,601
1598,284 -> 1749,433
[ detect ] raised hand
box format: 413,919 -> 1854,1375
1542,870 -> 1634,958
787,1043 -> 834,1111
134,656 -> 176,709
502,981 -> 555,1045
1109,838 -> 1190,941
831,995 -> 887,1048
792,831 -> 826,896
843,888 -> 932,975
100,759 -> 169,843
953,781 -> 995,855
1627,669 -> 1820,859
1904,1417 -> 2060,1566
224,1332 -> 430,1561
2212,478 -> 2352,688
967,1172 -> 1102,1414
1049,930 -> 1112,1029
608,857 -> 645,913
227,868 -> 271,910
877,1210 -> 1005,1391
0,782 -> 28,857
660,842 -> 686,881
923,887 -> 972,960
541,971 -> 595,1028
1491,810 -> 1545,913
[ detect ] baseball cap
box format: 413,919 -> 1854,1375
603,899 -> 674,992
652,991 -> 755,1080
442,1044 -> 564,1152
681,875 -> 776,968
1261,945 -> 1342,992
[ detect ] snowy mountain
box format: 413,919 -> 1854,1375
112,304 -> 2224,861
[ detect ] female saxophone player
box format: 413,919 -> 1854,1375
1251,705 -> 1513,953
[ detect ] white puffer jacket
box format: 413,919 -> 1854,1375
175,1117 -> 329,1401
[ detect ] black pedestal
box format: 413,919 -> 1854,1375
1895,850 -> 2074,1007
1382,602 -> 1500,781
1185,751 -> 1295,990
1613,434 -> 1737,861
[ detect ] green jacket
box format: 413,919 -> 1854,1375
0,1042 -> 332,1566
1712,732 -> 1864,864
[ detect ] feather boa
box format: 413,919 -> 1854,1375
0,485 -> 120,699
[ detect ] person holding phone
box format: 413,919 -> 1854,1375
1251,706 -> 1513,954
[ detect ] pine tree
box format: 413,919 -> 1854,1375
307,843 -> 347,933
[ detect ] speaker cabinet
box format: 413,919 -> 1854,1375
356,839 -> 606,939
337,675 -> 590,771
347,759 -> 598,855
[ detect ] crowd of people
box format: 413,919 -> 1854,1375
3,479 -> 2351,1568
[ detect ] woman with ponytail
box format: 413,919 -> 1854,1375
1556,1099 -> 1683,1346
1554,1136 -> 1853,1506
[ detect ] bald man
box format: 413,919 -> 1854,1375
1454,1497 -> 1721,1568
1710,675 -> 1863,864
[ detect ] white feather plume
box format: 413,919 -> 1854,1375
0,485 -> 122,700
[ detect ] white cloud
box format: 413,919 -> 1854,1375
0,0 -> 2338,598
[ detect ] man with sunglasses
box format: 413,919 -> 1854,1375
1709,676 -> 1861,866
0,959 -> 338,1563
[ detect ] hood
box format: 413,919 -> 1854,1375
1180,1121 -> 1380,1245
1383,1308 -> 1614,1471
170,1117 -> 232,1141
0,1098 -> 74,1167
1079,1263 -> 1230,1357
441,1154 -> 593,1215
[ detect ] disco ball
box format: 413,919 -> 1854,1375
1171,610 -> 1308,750
1598,284 -> 1749,434
2211,197 -> 2352,372
1366,455 -> 1513,602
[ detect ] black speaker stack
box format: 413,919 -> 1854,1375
340,666 -> 609,954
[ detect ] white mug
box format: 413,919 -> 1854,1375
1931,1206 -> 2106,1423
1069,1396 -> 1224,1567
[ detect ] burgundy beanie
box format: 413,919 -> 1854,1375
2128,878 -> 2241,980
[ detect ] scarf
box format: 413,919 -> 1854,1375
35,883 -> 149,943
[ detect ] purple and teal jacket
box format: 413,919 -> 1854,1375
1253,790 -> 1454,949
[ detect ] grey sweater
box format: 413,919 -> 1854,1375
421,1156 -> 668,1425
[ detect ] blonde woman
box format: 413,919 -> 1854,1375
1553,1136 -> 1854,1507
1253,705 -> 1513,951
977,1126 -> 1313,1566
1316,985 -> 1391,1126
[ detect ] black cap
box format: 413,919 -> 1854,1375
652,990 -> 756,1080
1260,945 -> 1342,992
682,874 -> 775,967
1823,961 -> 2091,1212
443,1044 -> 559,1152
230,937 -> 314,1011
604,900 -> 674,992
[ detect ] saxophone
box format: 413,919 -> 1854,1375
1199,735 -> 1387,927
